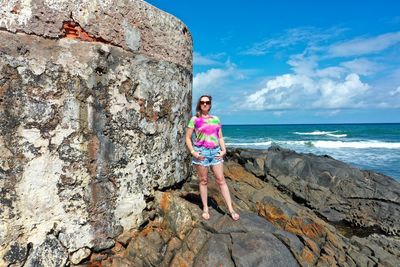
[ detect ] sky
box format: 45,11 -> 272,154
146,0 -> 400,124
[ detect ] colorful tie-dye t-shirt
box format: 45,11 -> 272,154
188,115 -> 221,148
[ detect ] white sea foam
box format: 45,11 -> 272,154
293,131 -> 347,138
226,141 -> 272,147
311,141 -> 400,149
227,140 -> 400,149
326,133 -> 347,138
293,130 -> 334,135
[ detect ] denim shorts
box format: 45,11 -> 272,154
192,146 -> 224,167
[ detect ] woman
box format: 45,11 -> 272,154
185,95 -> 240,221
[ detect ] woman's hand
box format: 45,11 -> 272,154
192,151 -> 205,160
215,150 -> 226,159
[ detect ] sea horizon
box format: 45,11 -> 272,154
224,122 -> 400,126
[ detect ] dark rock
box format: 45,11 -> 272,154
3,242 -> 28,265
24,235 -> 68,267
231,232 -> 300,267
194,235 -> 234,267
227,146 -> 400,236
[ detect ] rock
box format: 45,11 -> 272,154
24,235 -> 68,267
0,0 -> 192,265
224,161 -> 264,189
231,232 -> 300,267
0,0 -> 192,70
160,237 -> 183,266
349,235 -> 400,267
123,219 -> 177,266
116,229 -> 136,247
184,228 -> 211,255
227,147 -> 400,236
156,192 -> 198,239
2,242 -> 28,266
194,235 -> 234,267
70,247 -> 91,264
224,147 -> 400,266
102,175 -> 400,266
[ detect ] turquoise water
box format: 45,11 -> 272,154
222,123 -> 400,181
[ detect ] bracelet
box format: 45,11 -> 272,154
190,150 -> 195,154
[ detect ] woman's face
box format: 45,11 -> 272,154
200,97 -> 211,112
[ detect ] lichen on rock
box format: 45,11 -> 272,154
0,0 -> 192,265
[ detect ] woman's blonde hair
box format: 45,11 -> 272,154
195,95 -> 212,117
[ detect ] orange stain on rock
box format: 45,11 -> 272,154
256,202 -> 289,228
11,4 -> 21,14
87,135 -> 100,177
299,247 -> 316,265
257,202 -> 328,240
224,162 -> 264,189
63,21 -> 96,41
160,192 -> 171,212
286,217 -> 326,240
304,237 -> 320,255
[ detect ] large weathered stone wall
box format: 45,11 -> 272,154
0,0 -> 192,265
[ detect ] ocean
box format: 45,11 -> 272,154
222,123 -> 400,181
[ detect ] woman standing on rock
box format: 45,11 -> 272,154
185,95 -> 240,221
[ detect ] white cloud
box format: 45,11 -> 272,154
316,110 -> 341,116
242,54 -> 370,111
287,54 -> 318,76
193,61 -> 245,92
389,86 -> 400,96
288,54 -> 347,79
313,73 -> 369,108
193,52 -> 224,66
243,74 -> 316,110
239,29 -> 400,112
193,68 -> 230,91
273,111 -> 285,117
315,66 -> 346,79
327,31 -> 400,57
340,58 -> 380,76
243,27 -> 346,55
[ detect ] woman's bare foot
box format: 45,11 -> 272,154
202,210 -> 210,220
229,211 -> 240,221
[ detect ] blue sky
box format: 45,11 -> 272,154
146,0 -> 400,124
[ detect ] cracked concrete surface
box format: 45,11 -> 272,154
0,0 -> 192,265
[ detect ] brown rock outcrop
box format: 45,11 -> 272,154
93,149 -> 399,266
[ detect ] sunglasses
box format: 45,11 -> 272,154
200,101 -> 211,105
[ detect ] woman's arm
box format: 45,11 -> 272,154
185,127 -> 204,159
218,128 -> 226,157
185,127 -> 195,153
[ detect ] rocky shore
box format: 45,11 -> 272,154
80,146 -> 400,266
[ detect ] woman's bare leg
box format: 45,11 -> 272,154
195,164 -> 210,219
212,163 -> 239,220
